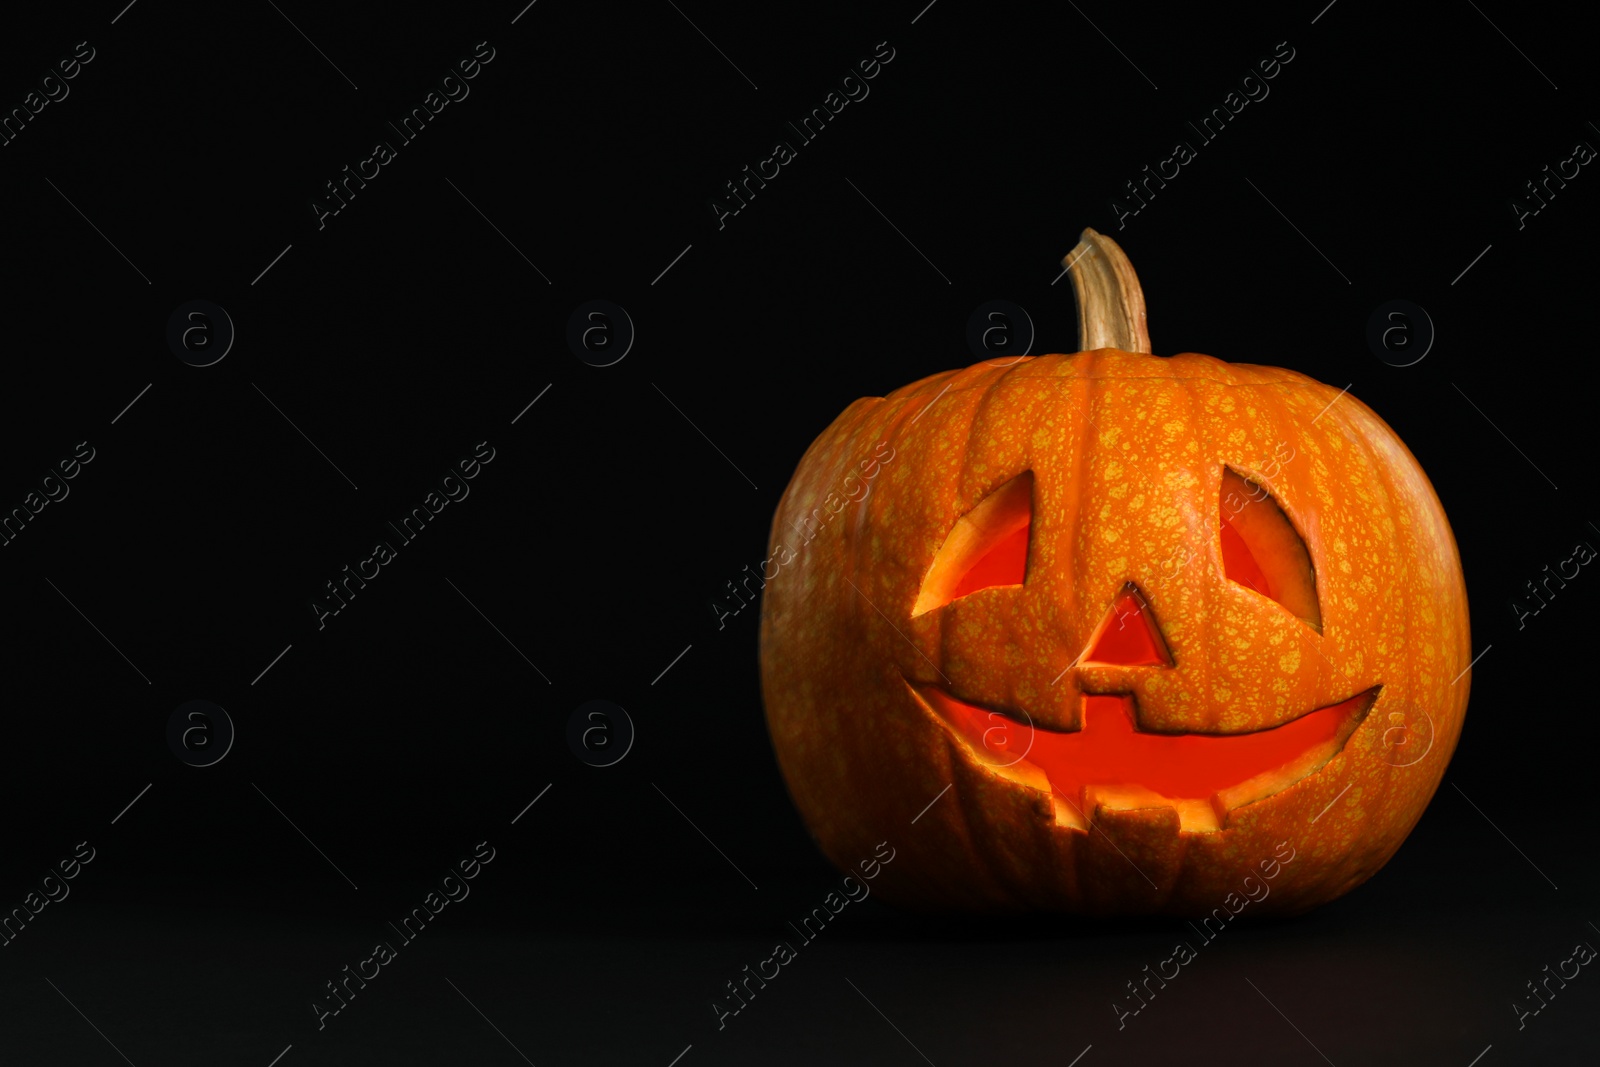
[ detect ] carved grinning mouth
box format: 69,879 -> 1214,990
909,683 -> 1379,833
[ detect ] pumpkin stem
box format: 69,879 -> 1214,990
1064,228 -> 1152,354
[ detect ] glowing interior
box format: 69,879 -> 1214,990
1220,518 -> 1273,599
1081,585 -> 1173,667
913,471 -> 1033,616
914,685 -> 1376,832
949,523 -> 1030,602
1219,469 -> 1321,630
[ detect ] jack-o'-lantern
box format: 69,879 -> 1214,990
759,230 -> 1470,914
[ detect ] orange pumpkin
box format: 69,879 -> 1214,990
759,230 -> 1471,915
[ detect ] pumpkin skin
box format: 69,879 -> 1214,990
759,348 -> 1470,915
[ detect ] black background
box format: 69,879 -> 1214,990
0,1 -> 1595,1064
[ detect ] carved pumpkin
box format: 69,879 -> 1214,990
759,230 -> 1470,915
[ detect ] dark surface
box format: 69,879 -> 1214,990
1,1 -> 1595,1063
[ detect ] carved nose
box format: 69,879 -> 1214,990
1080,582 -> 1173,667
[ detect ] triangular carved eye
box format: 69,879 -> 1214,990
1220,468 -> 1321,631
913,472 -> 1032,617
